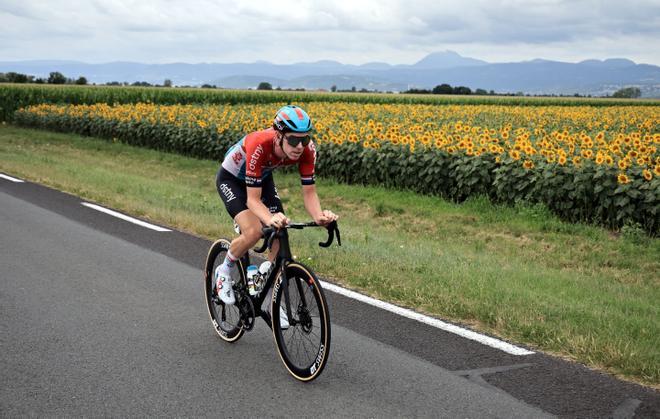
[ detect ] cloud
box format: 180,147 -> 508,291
0,0 -> 658,65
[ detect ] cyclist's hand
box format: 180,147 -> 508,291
315,210 -> 338,226
269,212 -> 289,229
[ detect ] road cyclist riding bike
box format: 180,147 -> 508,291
206,104 -> 339,381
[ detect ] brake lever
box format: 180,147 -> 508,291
254,227 -> 276,253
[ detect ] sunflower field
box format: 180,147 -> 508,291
13,101 -> 660,234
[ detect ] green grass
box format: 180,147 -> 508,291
1,124 -> 658,387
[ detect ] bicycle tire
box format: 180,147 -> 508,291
204,238 -> 245,343
271,262 -> 331,382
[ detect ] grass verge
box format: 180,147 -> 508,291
1,124 -> 658,387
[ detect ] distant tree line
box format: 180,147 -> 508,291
404,84 -> 493,95
610,87 -> 641,98
0,71 -> 177,88
0,72 -> 648,98
0,71 -> 88,85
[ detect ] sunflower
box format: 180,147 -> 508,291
643,169 -> 653,181
617,173 -> 630,184
523,160 -> 534,169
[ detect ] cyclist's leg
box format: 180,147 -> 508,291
261,174 -> 284,262
215,168 -> 262,258
231,210 -> 263,256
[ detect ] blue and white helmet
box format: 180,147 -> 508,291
273,105 -> 312,133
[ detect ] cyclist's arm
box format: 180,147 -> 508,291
247,187 -> 280,225
302,184 -> 337,225
302,184 -> 323,222
299,142 -> 336,225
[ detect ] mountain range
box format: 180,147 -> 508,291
2,51 -> 659,97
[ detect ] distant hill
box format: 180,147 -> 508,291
2,51 -> 659,97
412,50 -> 488,69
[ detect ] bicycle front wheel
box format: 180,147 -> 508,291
271,262 -> 331,382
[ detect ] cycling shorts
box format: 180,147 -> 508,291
216,167 -> 284,220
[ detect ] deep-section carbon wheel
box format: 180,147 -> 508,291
271,263 -> 331,382
204,238 -> 245,343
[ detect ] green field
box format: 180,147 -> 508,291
1,124 -> 658,387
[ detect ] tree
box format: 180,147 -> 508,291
453,86 -> 472,95
2,72 -> 31,83
475,88 -> 488,95
75,76 -> 88,85
432,83 -> 453,94
612,87 -> 641,98
257,81 -> 272,90
330,84 -> 337,92
405,88 -> 431,94
48,71 -> 66,84
163,79 -> 173,87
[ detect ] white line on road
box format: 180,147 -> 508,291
320,280 -> 535,356
80,196 -> 530,354
0,173 -> 25,183
81,203 -> 171,232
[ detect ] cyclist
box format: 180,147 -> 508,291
214,105 -> 338,307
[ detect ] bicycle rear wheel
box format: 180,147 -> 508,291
271,262 -> 331,381
204,238 -> 245,342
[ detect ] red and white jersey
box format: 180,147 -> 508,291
221,128 -> 316,187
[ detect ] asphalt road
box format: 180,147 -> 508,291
1,177 -> 659,418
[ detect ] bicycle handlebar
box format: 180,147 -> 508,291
253,220 -> 341,253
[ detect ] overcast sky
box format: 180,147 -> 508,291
1,0 -> 659,65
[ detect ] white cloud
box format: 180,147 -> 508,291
0,0 -> 658,65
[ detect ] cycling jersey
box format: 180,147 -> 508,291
221,128 -> 316,187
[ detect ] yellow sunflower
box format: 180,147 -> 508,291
617,173 -> 630,184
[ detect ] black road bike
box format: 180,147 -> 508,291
204,221 -> 340,382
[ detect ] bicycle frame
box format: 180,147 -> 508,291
237,221 -> 340,329
237,228 -> 291,329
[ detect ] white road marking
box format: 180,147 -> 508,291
81,203 -> 171,232
0,173 -> 25,183
320,280 -> 535,356
78,193 -> 530,354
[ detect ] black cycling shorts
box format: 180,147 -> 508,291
216,167 -> 284,220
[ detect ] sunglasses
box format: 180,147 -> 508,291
283,133 -> 311,147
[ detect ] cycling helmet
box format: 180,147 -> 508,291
273,105 -> 312,133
